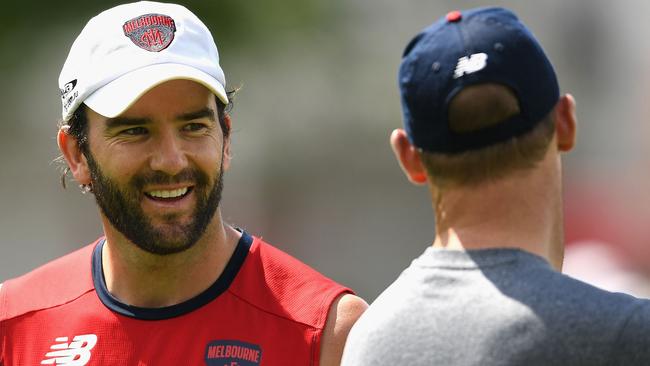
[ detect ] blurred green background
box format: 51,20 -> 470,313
3,0 -> 650,301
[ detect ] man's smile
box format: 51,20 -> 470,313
145,186 -> 193,200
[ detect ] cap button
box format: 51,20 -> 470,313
446,10 -> 462,22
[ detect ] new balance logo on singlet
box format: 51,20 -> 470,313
453,52 -> 488,78
41,334 -> 98,366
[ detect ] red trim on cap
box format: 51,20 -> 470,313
446,10 -> 462,22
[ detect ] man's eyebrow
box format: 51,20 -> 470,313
177,107 -> 216,122
104,108 -> 216,128
105,116 -> 151,129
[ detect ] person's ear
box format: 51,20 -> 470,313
390,129 -> 428,185
555,94 -> 577,152
221,114 -> 232,171
57,127 -> 91,185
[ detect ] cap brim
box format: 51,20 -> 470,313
84,63 -> 228,118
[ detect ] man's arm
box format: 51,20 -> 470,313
319,293 -> 368,366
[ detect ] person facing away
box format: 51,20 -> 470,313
341,6 -> 650,366
0,2 -> 367,365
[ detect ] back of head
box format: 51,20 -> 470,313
398,7 -> 559,188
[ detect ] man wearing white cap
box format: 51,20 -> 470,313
0,2 -> 366,365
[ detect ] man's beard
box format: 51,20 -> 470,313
84,151 -> 224,255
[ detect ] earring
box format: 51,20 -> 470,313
79,184 -> 93,194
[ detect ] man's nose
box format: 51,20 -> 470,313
149,129 -> 188,176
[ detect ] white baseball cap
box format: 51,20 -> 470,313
58,1 -> 228,121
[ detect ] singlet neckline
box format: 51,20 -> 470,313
91,231 -> 253,320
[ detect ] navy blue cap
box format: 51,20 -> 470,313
398,7 -> 560,153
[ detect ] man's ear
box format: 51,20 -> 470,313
221,114 -> 232,171
390,129 -> 428,185
57,127 -> 91,185
555,94 -> 577,152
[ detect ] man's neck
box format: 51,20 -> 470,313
100,213 -> 241,308
431,155 -> 564,270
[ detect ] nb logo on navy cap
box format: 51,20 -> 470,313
453,53 -> 488,79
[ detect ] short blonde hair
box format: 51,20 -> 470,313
420,83 -> 555,188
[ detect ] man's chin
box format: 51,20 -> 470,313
131,236 -> 197,256
125,222 -> 201,255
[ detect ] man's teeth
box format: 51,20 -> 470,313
147,187 -> 188,199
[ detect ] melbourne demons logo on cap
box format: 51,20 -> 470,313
123,13 -> 176,52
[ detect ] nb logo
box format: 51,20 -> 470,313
453,53 -> 488,79
41,334 -> 98,366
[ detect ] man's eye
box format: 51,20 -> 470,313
120,127 -> 148,136
183,123 -> 208,132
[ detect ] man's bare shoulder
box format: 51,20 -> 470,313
319,293 -> 368,366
